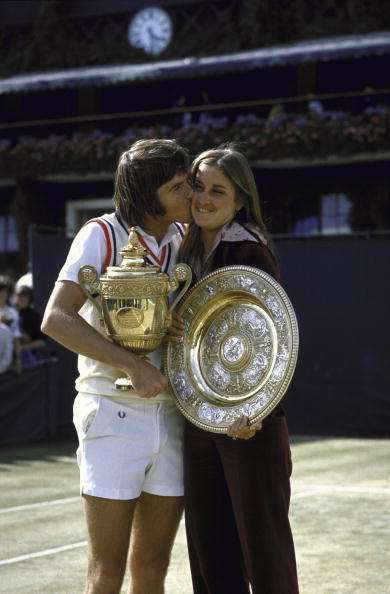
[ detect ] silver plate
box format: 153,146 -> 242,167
165,265 -> 299,433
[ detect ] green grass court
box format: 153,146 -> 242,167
1,436 -> 389,594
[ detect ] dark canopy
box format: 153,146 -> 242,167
1,32 -> 390,95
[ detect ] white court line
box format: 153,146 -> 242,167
0,542 -> 87,566
1,485 -> 389,566
293,485 -> 390,499
0,496 -> 80,514
2,486 -> 386,515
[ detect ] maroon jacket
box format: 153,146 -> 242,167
208,239 -> 281,283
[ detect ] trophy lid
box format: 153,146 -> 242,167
106,227 -> 161,277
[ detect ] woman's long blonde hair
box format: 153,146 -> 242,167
179,146 -> 274,270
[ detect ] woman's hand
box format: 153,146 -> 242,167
226,416 -> 262,440
165,311 -> 185,342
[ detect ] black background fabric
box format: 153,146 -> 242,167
0,231 -> 388,443
0,360 -> 59,444
19,307 -> 44,340
277,237 -> 390,436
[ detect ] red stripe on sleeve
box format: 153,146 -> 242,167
84,218 -> 112,273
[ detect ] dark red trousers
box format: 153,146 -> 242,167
184,414 -> 299,594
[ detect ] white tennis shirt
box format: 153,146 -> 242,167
57,212 -> 186,402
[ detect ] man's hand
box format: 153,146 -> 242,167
226,416 -> 262,440
126,357 -> 168,398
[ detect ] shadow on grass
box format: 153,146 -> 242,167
291,433 -> 390,445
0,437 -> 77,466
1,433 -> 387,467
290,434 -> 332,445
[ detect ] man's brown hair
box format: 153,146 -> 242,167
114,139 -> 189,227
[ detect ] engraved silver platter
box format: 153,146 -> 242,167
165,265 -> 299,433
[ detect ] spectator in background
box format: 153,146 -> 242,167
173,94 -> 192,129
14,285 -> 45,369
15,270 -> 33,290
0,321 -> 13,375
0,275 -> 21,373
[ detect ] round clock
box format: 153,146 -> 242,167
128,7 -> 173,56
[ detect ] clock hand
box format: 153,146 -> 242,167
148,27 -> 167,43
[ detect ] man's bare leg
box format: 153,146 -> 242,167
128,492 -> 183,594
83,494 -> 138,594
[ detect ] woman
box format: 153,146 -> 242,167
179,147 -> 299,594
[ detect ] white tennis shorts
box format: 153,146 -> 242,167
73,393 -> 184,500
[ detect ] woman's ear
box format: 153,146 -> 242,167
235,196 -> 245,213
234,203 -> 247,224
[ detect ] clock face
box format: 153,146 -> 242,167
128,7 -> 173,56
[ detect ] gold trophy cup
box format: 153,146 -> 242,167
78,227 -> 192,390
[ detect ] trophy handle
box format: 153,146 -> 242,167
78,265 -> 103,317
168,263 -> 192,311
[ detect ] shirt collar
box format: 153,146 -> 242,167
135,222 -> 182,249
115,211 -> 183,247
220,221 -> 266,244
204,221 -> 266,264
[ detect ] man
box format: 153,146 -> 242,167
14,285 -> 46,368
0,275 -> 21,373
0,320 -> 13,374
42,139 -> 190,594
